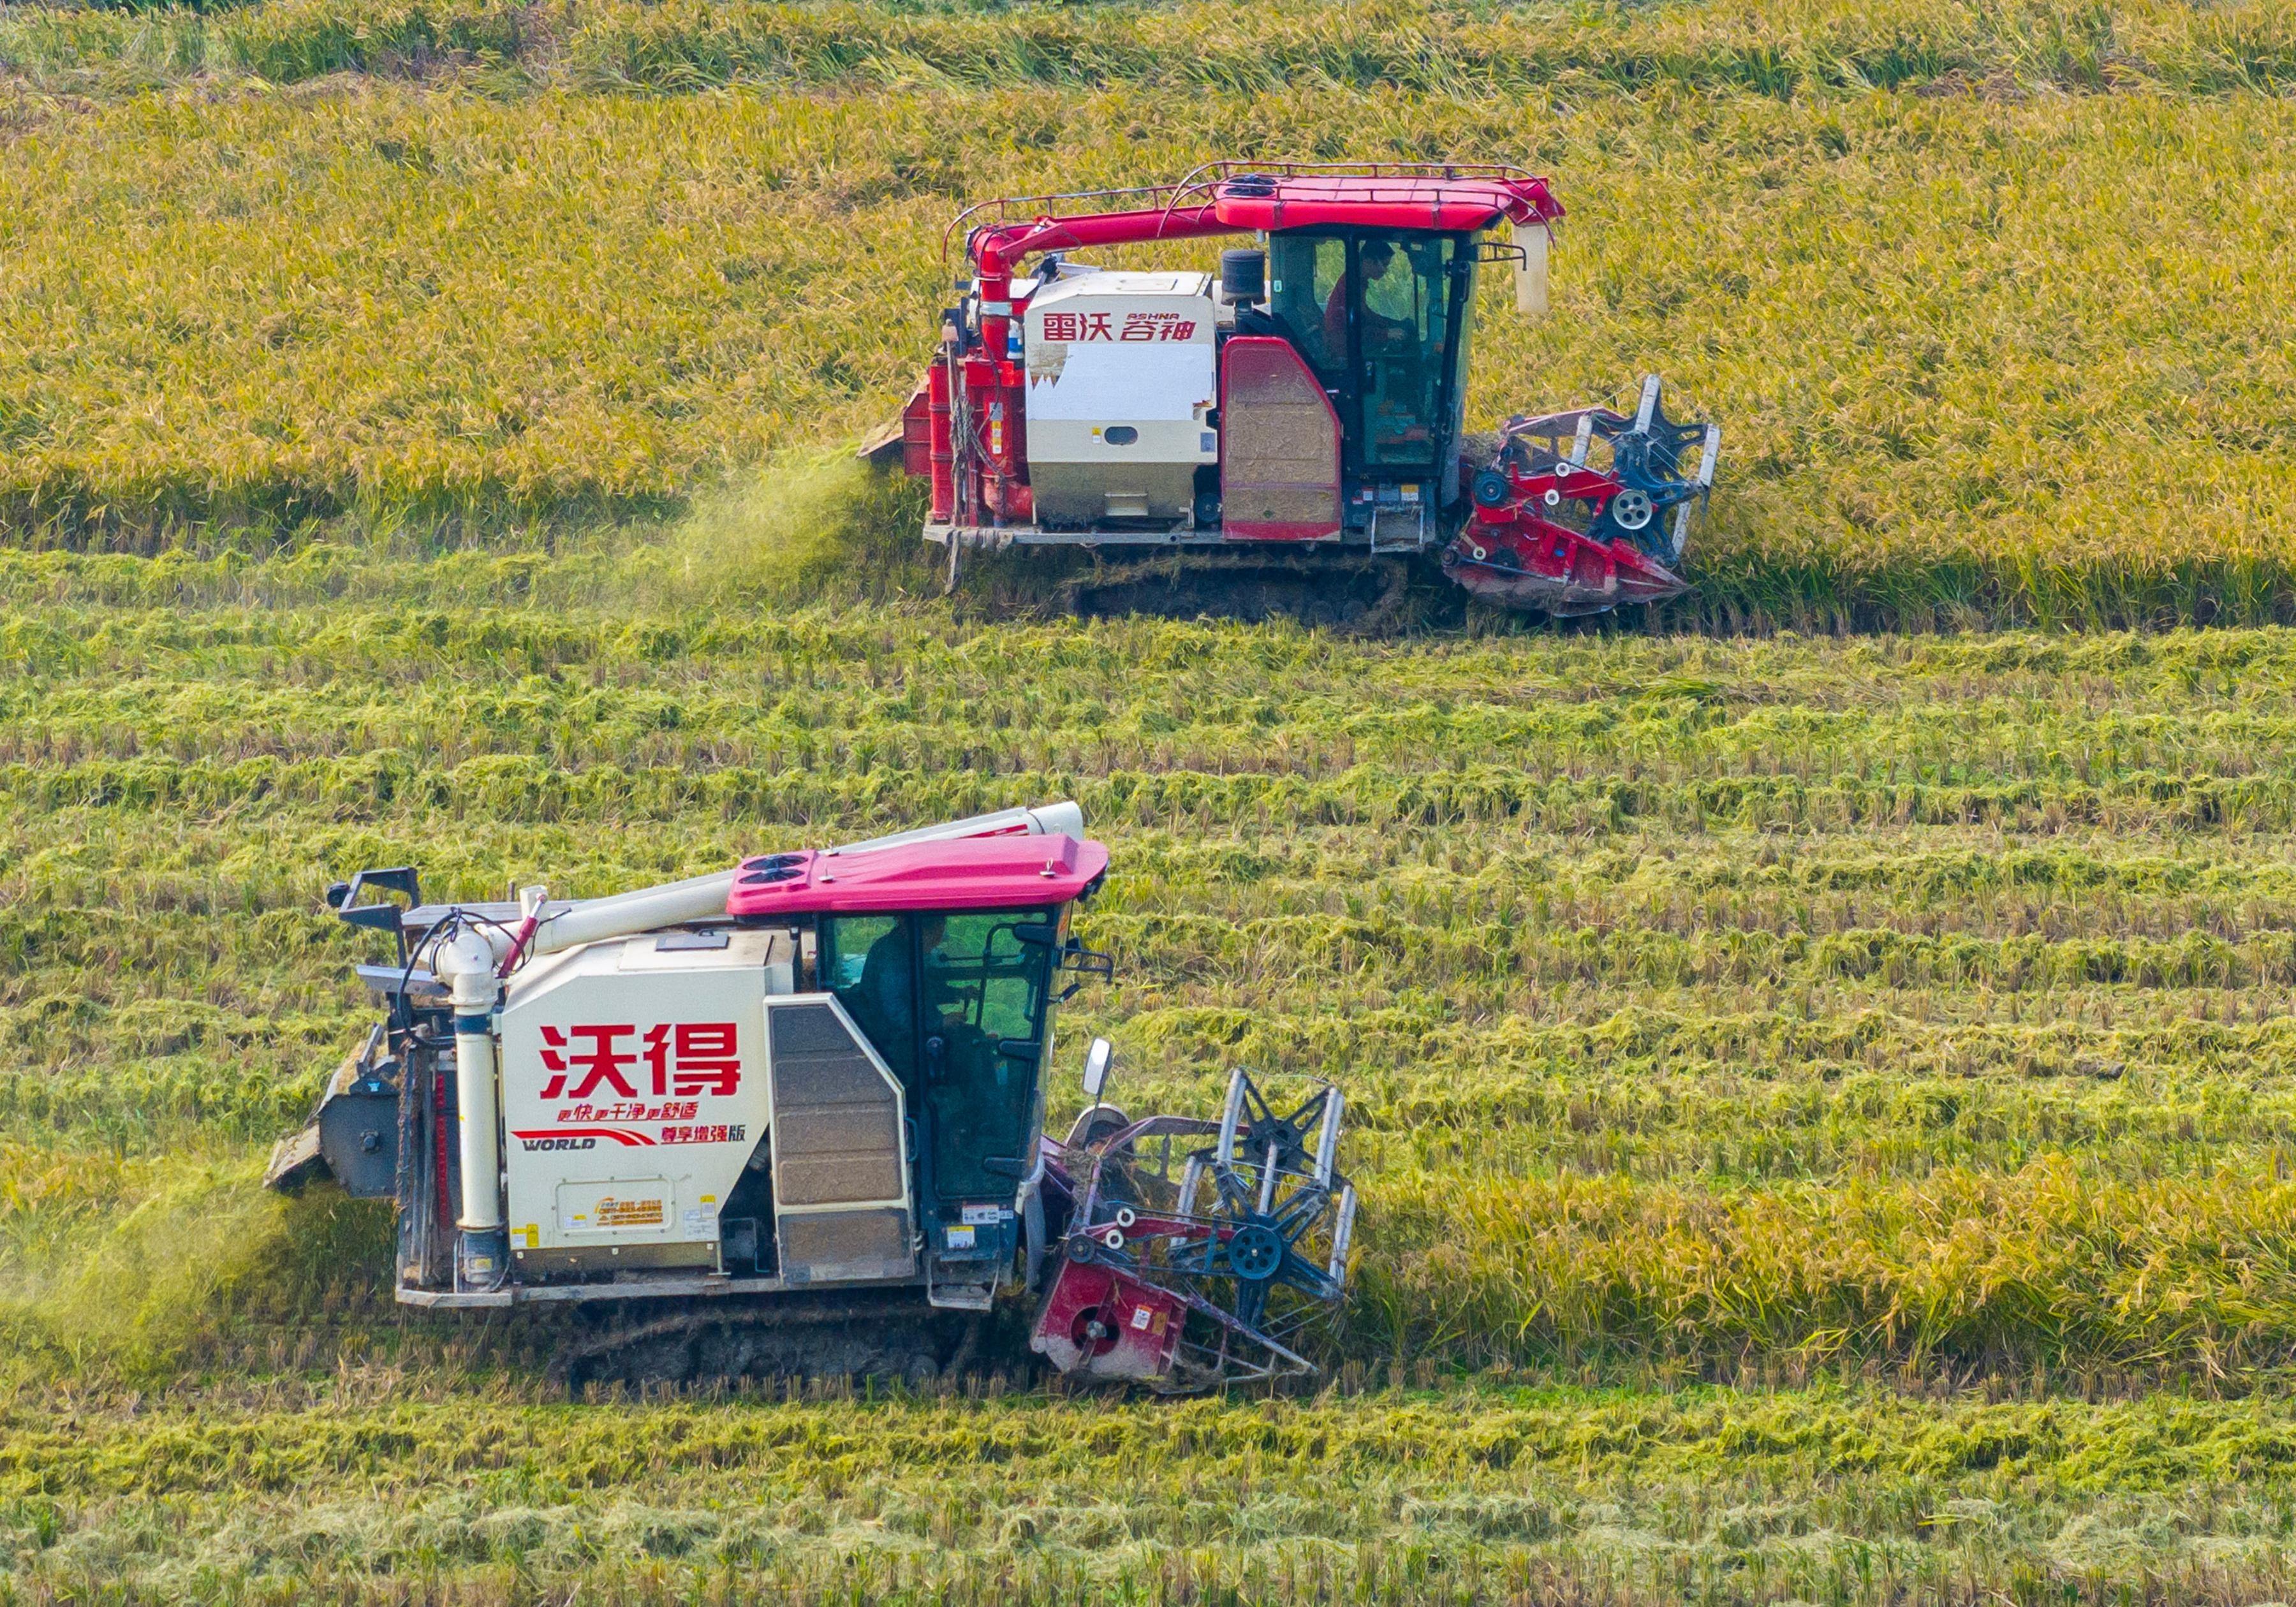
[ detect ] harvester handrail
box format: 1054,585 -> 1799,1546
941,182 -> 1197,263
1160,157 -> 1550,198
945,159 -> 1558,267
1151,159 -> 1553,238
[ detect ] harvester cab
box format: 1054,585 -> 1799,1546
881,162 -> 1723,619
269,804 -> 1357,1390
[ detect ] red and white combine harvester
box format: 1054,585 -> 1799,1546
270,805 -> 1355,1390
876,162 -> 1721,619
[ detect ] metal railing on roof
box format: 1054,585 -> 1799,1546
941,159 -> 1552,263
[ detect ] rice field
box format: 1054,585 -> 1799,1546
10,0 -> 2296,1597
3,1 -> 2296,622
11,564 -> 2296,1596
24,1380 -> 2296,1604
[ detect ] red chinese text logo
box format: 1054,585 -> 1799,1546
1121,313 -> 1197,342
538,1023 -> 742,1099
1038,311 -> 1196,344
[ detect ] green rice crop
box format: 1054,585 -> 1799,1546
11,604 -> 2296,1387
21,1383 -> 2296,1603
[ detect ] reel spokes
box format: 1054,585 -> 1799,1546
1031,1068 -> 1358,1390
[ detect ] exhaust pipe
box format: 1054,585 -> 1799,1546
433,927 -> 509,1290
529,800 -> 1085,957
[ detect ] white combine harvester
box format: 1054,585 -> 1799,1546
271,804 -> 1355,1389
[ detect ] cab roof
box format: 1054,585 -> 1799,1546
725,834 -> 1110,918
1211,172 -> 1559,234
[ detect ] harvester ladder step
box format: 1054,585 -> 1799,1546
1366,503 -> 1428,555
926,1280 -> 996,1312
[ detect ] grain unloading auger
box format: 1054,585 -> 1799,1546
871,161 -> 1721,620
267,804 -> 1356,1390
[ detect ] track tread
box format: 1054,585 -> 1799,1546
1059,550 -> 1416,635
543,1293 -> 1013,1393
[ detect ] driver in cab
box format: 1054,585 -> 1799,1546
861,913 -> 957,1043
1322,239 -> 1416,359
861,913 -> 983,1078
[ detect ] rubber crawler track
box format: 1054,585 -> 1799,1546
1056,550 -> 1415,635
546,1294 -> 999,1393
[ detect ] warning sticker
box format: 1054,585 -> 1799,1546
595,1196 -> 665,1229
960,1204 -> 1006,1226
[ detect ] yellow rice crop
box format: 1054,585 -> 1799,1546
0,47 -> 2293,622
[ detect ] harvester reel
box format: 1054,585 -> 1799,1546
1446,375 -> 1719,614
1172,1071 -> 1348,1330
1031,1070 -> 1357,1390
1503,378 -> 1716,567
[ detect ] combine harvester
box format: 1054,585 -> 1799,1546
872,161 -> 1721,621
270,805 -> 1355,1390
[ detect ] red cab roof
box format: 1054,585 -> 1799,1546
1212,173 -> 1559,234
726,834 -> 1110,918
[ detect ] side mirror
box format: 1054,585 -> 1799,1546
1081,1038 -> 1113,1103
1513,220 -> 1550,318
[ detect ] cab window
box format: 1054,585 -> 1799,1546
818,909 -> 1057,1201
1358,233 -> 1461,469
921,911 -> 1056,1198
1269,234 -> 1349,381
821,913 -> 916,1080
1265,231 -> 1468,473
